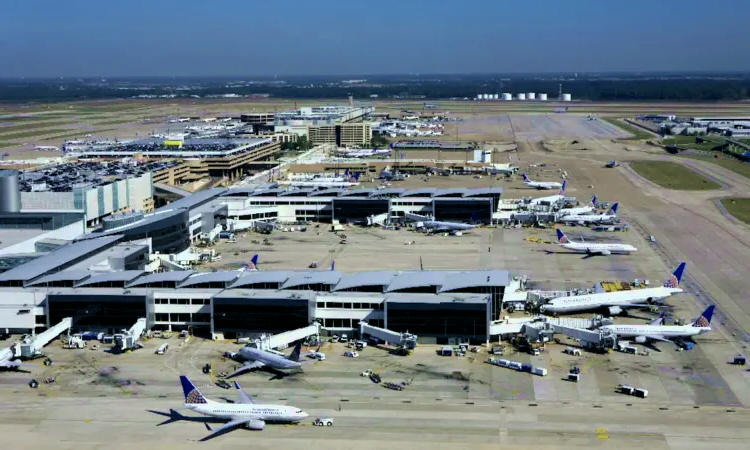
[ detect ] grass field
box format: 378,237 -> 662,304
662,135 -> 726,151
679,154 -> 750,179
601,118 -> 654,140
92,119 -> 138,125
42,128 -> 117,141
720,197 -> 750,224
630,160 -> 721,190
0,120 -> 75,133
0,129 -> 71,141
0,143 -> 14,148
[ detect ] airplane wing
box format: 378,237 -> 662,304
228,360 -> 265,378
201,417 -> 264,441
645,335 -> 674,343
232,381 -> 255,404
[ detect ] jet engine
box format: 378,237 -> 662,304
223,351 -> 238,360
634,336 -> 647,344
244,419 -> 265,430
608,306 -> 623,316
601,250 -> 611,256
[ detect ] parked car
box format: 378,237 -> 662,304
383,382 -> 404,391
369,373 -> 382,384
343,351 -> 359,358
216,380 -> 231,389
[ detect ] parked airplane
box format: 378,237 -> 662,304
541,262 -> 686,315
555,228 -> 637,255
522,173 -> 563,190
560,203 -> 619,225
405,212 -> 477,233
224,342 -> 307,377
558,195 -> 597,216
530,180 -> 566,205
237,254 -> 259,272
178,376 -> 308,440
599,305 -> 715,345
0,345 -> 21,370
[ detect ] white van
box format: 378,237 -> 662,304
532,367 -> 548,377
564,348 -> 581,356
508,361 -> 522,371
156,343 -> 169,355
634,388 -> 648,398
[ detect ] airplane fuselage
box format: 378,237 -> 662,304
599,324 -> 710,340
185,401 -> 307,422
561,214 -> 617,224
237,347 -> 301,370
559,242 -> 637,254
542,287 -> 682,314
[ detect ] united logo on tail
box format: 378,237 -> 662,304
556,229 -> 570,244
663,262 -> 686,288
248,254 -> 259,270
692,305 -> 715,328
180,376 -> 208,404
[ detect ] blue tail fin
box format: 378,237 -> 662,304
556,228 -> 570,244
180,376 -> 208,404
353,172 -> 360,181
249,254 -> 259,270
692,305 -> 715,327
590,195 -> 597,206
344,168 -> 349,177
559,180 -> 566,194
470,211 -> 478,223
522,173 -> 530,182
330,260 -> 335,271
607,202 -> 619,215
663,262 -> 686,288
288,342 -> 303,362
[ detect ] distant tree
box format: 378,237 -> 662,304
370,134 -> 389,147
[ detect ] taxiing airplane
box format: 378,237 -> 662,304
224,342 -> 307,377
599,305 -> 715,345
405,212 -> 477,233
178,376 -> 308,440
237,254 -> 259,272
530,180 -> 567,205
541,262 -> 686,315
558,195 -> 597,216
555,228 -> 637,256
522,173 -> 563,190
560,203 -> 619,225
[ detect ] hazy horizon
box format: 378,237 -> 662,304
2,0 -> 750,78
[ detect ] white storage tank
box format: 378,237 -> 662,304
527,93 -> 536,100
492,93 -> 499,100
562,93 -> 572,102
502,93 -> 512,101
538,93 -> 548,101
517,93 -> 526,101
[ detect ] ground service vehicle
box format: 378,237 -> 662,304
313,418 -> 333,426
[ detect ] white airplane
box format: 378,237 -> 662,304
178,376 -> 308,440
405,212 -> 477,233
279,180 -> 359,188
530,180 -> 567,205
0,345 -> 21,370
599,305 -> 715,345
237,254 -> 259,272
555,228 -> 637,255
224,342 -> 312,377
560,203 -> 619,225
522,173 -> 563,190
558,195 -> 597,216
541,262 -> 686,315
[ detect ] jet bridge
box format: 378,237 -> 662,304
16,317 -> 72,359
115,318 -> 147,351
359,321 -> 417,350
246,323 -> 321,351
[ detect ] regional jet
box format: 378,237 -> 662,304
237,254 -> 259,272
530,180 -> 566,205
555,228 -> 637,255
541,262 -> 686,315
405,212 -> 477,233
522,173 -> 563,190
599,305 -> 715,345
558,195 -> 597,216
224,342 -> 308,377
560,203 -> 619,225
177,376 -> 308,440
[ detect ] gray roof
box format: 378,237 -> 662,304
438,270 -> 510,293
385,271 -> 455,292
462,187 -> 503,197
214,289 -> 316,301
386,293 -> 490,304
26,270 -> 92,286
369,188 -> 405,197
400,188 -> 437,197
229,271 -> 298,288
332,271 -> 398,292
308,188 -> 344,197
433,188 -> 467,197
0,235 -> 123,283
280,271 -> 343,289
76,270 -> 146,287
127,270 -> 195,287
278,188 -> 315,196
155,188 -> 227,213
338,188 -> 376,197
77,208 -> 185,240
179,271 -> 241,288
247,189 -> 284,197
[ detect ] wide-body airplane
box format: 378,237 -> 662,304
405,212 -> 477,233
560,203 -> 619,225
599,305 -> 715,345
522,173 -> 563,190
541,262 -> 686,315
555,228 -> 636,255
224,342 -> 307,377
178,376 -> 308,440
558,195 -> 597,216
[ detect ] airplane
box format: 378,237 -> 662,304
522,173 -> 563,190
405,212 -> 478,233
598,305 -> 715,345
558,195 -> 597,216
279,179 -> 359,188
530,180 -> 567,205
223,341 -> 308,377
0,345 -> 22,370
178,376 -> 308,440
237,254 -> 259,272
540,262 -> 686,315
560,203 -> 619,225
555,228 -> 637,256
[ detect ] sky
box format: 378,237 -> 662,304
2,0 -> 750,77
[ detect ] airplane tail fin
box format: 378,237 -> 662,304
522,173 -> 530,183
344,168 -> 349,177
249,254 -> 259,270
692,305 -> 715,327
559,180 -> 566,195
469,211 -> 478,223
649,311 -> 666,326
288,342 -> 303,362
556,228 -> 570,244
180,376 -> 208,404
663,262 -> 686,288
607,202 -> 619,215
330,260 -> 335,271
590,195 -> 597,207
353,172 -> 360,181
